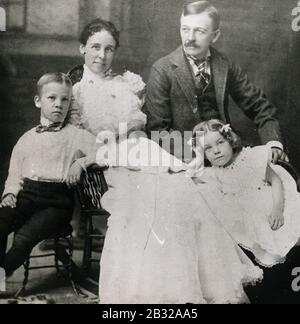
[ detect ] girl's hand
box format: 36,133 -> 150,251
0,194 -> 17,208
66,162 -> 83,188
268,208 -> 284,231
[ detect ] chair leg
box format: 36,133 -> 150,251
55,236 -> 72,275
54,237 -> 61,276
15,258 -> 30,298
82,217 -> 93,276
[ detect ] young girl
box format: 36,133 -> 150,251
191,119 -> 300,268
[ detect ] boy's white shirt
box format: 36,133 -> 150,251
2,123 -> 99,198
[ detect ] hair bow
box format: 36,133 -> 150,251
220,124 -> 232,133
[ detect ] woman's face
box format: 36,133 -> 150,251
203,131 -> 233,167
80,30 -> 117,75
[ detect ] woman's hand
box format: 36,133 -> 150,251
66,161 -> 83,188
268,208 -> 285,231
0,194 -> 17,208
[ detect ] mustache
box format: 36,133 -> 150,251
184,41 -> 201,48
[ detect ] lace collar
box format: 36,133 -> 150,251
82,65 -> 114,84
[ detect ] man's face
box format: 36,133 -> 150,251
180,12 -> 220,58
34,82 -> 72,123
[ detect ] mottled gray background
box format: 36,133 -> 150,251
1,0 -> 300,190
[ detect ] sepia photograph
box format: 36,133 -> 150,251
0,0 -> 300,307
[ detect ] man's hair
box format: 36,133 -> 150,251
183,1 -> 220,31
36,72 -> 72,96
79,18 -> 120,48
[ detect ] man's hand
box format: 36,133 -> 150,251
66,161 -> 83,188
268,208 -> 284,231
0,194 -> 17,209
271,148 -> 289,164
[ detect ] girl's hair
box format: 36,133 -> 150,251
79,18 -> 120,48
183,1 -> 220,31
192,119 -> 243,155
36,72 -> 72,96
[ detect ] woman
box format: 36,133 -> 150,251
70,18 -> 263,304
68,19 -> 146,136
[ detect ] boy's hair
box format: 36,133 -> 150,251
36,72 -> 72,96
79,18 -> 120,48
183,1 -> 221,31
192,119 -> 243,155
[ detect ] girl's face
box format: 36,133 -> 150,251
80,30 -> 117,75
203,131 -> 234,167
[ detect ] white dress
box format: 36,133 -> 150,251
70,65 -> 146,136
197,145 -> 300,268
71,67 -> 263,304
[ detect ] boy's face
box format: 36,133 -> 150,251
181,12 -> 220,58
34,82 -> 72,123
204,131 -> 233,167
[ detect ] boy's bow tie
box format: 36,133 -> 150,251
36,122 -> 63,133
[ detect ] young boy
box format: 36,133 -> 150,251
0,72 -> 105,281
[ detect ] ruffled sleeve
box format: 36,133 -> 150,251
115,71 -> 147,134
122,71 -> 146,97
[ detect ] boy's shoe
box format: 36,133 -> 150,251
0,291 -> 11,299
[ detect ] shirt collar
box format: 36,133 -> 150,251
186,49 -> 211,77
40,116 -> 52,126
186,48 -> 211,62
40,116 -> 65,128
82,64 -> 113,84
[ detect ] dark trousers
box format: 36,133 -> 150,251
0,179 -> 74,275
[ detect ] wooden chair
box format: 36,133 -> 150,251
76,164 -> 110,276
15,225 -> 75,298
16,165 -> 109,297
277,160 -> 300,192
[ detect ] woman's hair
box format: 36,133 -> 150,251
36,72 -> 72,96
183,1 -> 220,31
79,18 -> 120,48
192,119 -> 243,155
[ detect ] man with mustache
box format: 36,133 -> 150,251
144,1 -> 287,163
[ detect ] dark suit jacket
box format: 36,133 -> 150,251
144,46 -> 282,148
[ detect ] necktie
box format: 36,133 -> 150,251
36,122 -> 63,134
191,57 -> 211,92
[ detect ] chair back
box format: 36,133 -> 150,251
77,165 -> 109,211
277,160 -> 300,192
